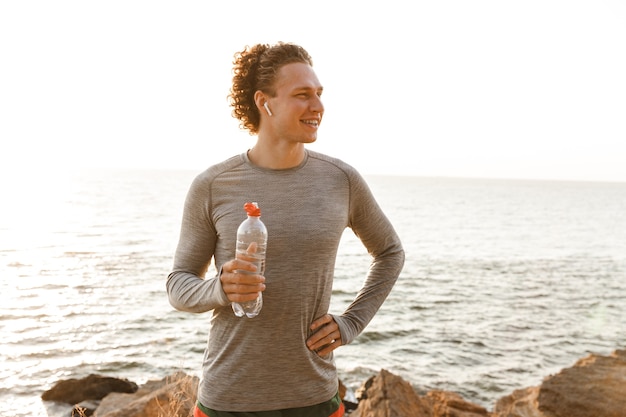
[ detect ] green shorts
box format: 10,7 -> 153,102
194,391 -> 345,417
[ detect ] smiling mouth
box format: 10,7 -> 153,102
302,120 -> 319,127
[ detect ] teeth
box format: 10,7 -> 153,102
303,120 -> 319,126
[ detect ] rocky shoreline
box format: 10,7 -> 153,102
42,348 -> 626,417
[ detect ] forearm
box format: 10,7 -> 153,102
166,270 -> 230,313
335,245 -> 405,344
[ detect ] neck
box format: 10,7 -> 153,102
248,137 -> 306,170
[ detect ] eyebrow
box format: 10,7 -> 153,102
293,86 -> 324,93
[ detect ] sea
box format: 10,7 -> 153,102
1,168 -> 625,416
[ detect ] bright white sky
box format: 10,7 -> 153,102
1,0 -> 625,182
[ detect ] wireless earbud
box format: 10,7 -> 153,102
263,102 -> 273,116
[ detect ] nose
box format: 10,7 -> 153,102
311,95 -> 324,114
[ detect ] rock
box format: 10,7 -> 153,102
494,349 -> 626,417
95,373 -> 177,415
492,387 -> 542,417
351,369 -> 434,417
95,372 -> 198,417
349,369 -> 492,417
425,390 -> 492,417
94,392 -> 141,417
41,374 -> 138,405
537,349 -> 626,417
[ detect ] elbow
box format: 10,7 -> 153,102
384,244 -> 405,274
166,273 -> 186,312
166,271 -> 198,313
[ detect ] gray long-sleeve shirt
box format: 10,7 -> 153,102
167,150 -> 404,411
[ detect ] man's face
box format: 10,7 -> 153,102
266,62 -> 324,144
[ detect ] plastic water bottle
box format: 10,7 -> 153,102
231,202 -> 267,318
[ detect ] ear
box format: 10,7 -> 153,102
254,90 -> 269,116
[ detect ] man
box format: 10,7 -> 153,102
167,42 -> 404,416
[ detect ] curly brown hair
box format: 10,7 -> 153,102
228,42 -> 313,134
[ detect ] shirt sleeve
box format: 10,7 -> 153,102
334,172 -> 405,344
166,173 -> 231,313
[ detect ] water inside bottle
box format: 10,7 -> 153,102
232,292 -> 263,318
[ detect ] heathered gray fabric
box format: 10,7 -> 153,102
166,150 -> 404,411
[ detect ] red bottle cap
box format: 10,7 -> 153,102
244,202 -> 261,217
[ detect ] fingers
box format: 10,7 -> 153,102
224,258 -> 259,274
246,241 -> 258,254
312,338 -> 341,357
307,314 -> 342,356
220,259 -> 265,303
309,313 -> 333,331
